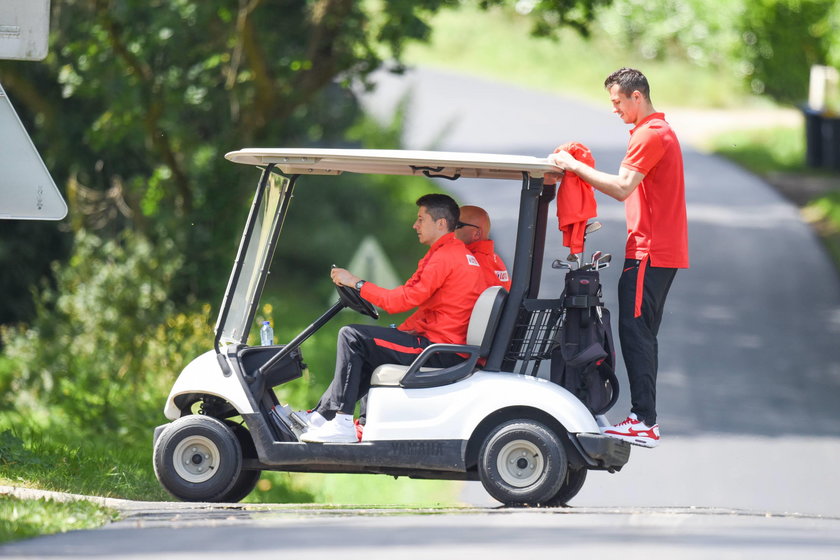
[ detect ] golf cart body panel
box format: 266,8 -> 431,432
163,348 -> 257,420
154,148 -> 631,505
363,371 -> 600,442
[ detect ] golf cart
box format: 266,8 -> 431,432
152,149 -> 630,506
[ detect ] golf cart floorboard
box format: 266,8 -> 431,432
250,438 -> 468,473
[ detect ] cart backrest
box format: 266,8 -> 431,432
468,285 -> 507,355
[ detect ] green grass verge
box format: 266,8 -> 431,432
246,472 -> 461,507
0,422 -> 169,502
0,495 -> 118,544
403,4 -> 764,109
707,126 -> 808,175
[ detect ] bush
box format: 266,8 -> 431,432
0,229 -> 203,436
739,0 -> 836,102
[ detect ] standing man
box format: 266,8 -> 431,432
300,193 -> 486,443
547,67 -> 689,448
455,205 -> 512,291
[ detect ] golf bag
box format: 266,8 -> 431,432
550,268 -> 619,415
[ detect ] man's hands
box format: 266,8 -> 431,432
331,267 -> 361,288
544,148 -> 578,184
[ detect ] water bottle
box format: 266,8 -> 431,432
259,321 -> 274,346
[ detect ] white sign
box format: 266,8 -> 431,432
0,0 -> 50,61
348,236 -> 401,290
0,82 -> 67,220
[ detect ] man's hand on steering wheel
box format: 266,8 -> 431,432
331,266 -> 379,319
330,267 -> 360,288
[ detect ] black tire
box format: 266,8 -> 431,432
216,468 -> 262,503
153,415 -> 243,502
216,422 -> 262,503
477,420 -> 567,506
543,467 -> 587,507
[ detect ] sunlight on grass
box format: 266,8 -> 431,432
708,126 -> 806,175
403,4 -> 765,109
0,495 -> 118,544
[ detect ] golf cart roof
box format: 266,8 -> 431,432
224,148 -> 559,180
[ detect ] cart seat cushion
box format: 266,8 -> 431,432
371,364 -> 438,387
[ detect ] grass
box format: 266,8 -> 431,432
707,126 -> 808,175
402,4 -> 765,109
245,472 -> 461,507
0,495 -> 118,545
0,421 -> 169,502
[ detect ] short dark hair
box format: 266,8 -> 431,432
604,67 -> 651,101
416,193 -> 459,232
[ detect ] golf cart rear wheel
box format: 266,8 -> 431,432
543,467 -> 587,507
478,420 -> 567,506
153,415 -> 243,502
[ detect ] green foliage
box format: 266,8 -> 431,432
0,494 -> 118,544
597,0 -> 742,68
740,0 -> 838,102
479,0 -> 613,37
1,230 -> 192,433
405,1 -> 759,108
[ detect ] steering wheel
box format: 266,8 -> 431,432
336,284 -> 379,320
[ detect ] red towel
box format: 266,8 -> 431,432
555,142 -> 597,254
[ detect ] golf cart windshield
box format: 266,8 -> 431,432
215,168 -> 292,346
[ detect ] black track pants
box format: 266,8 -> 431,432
314,324 -> 463,417
617,258 -> 677,426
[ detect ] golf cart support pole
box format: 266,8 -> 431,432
484,173 -> 552,371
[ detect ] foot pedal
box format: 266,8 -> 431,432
289,411 -> 310,431
270,404 -> 303,440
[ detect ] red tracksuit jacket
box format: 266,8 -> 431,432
360,233 -> 486,345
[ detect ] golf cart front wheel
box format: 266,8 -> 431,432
477,420 -> 567,506
153,415 -> 243,502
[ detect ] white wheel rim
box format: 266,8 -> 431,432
496,439 -> 544,488
173,435 -> 221,484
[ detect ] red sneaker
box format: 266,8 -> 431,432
354,418 -> 364,442
603,414 -> 660,448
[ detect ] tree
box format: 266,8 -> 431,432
0,0 -> 610,321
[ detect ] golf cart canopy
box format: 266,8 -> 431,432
225,148 -> 559,180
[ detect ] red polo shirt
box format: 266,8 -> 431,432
621,113 -> 689,268
360,233 -> 486,345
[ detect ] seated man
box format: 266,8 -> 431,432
455,205 -> 512,291
300,193 -> 487,443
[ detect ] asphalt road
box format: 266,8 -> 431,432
361,67 -> 840,516
3,67 -> 839,558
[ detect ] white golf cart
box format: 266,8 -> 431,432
152,149 -> 630,506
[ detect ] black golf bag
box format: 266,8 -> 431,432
550,268 -> 619,415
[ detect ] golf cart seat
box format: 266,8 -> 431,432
370,286 -> 508,389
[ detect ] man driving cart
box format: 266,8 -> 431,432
299,193 -> 487,443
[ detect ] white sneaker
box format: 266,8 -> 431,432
291,409 -> 326,429
300,414 -> 358,443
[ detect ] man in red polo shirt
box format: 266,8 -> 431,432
547,67 -> 689,449
300,193 -> 486,443
455,205 -> 512,291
